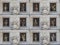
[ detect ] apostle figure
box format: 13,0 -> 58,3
34,34 -> 37,41
33,33 -> 39,41
3,19 -> 9,26
33,3 -> 39,11
22,34 -> 26,41
20,3 -> 26,11
51,18 -> 56,26
4,34 -> 8,41
20,33 -> 26,41
50,3 -> 56,11
4,4 -> 7,11
50,33 -> 56,41
33,18 -> 39,26
20,18 -> 26,26
3,3 -> 9,11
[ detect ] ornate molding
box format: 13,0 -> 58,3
41,0 -> 49,15
41,35 -> 49,45
11,21 -> 19,30
42,7 -> 49,15
11,36 -> 19,45
41,21 -> 49,30
11,7 -> 19,15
